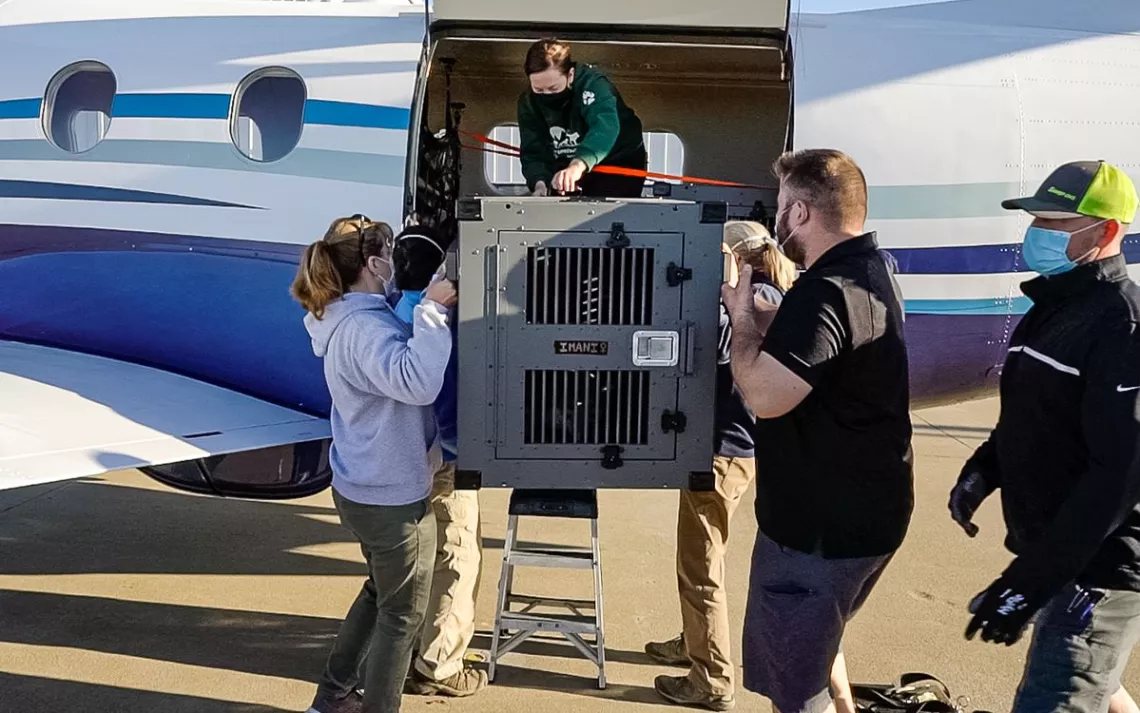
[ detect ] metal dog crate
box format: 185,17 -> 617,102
455,197 -> 726,490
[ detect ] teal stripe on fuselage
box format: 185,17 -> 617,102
905,296 -> 1031,315
868,182 -> 1023,220
0,139 -> 403,187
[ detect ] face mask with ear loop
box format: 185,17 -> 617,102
774,202 -> 805,260
1022,220 -> 1107,277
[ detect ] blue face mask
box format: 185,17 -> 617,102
1022,221 -> 1104,277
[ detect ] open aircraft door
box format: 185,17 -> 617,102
428,0 -> 790,32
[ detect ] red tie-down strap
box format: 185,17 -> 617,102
462,131 -> 773,190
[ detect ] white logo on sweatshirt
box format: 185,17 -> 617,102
582,90 -> 596,106
549,126 -> 581,157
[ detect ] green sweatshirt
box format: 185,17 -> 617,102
516,63 -> 645,191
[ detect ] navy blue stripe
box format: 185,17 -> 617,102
888,233 -> 1140,274
0,179 -> 261,209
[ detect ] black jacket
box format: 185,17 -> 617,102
715,278 -> 785,459
963,255 -> 1140,594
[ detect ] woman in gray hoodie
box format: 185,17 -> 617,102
291,216 -> 457,713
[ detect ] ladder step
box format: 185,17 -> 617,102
508,548 -> 595,569
500,611 -> 600,635
507,594 -> 596,610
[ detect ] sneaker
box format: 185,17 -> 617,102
646,633 -> 691,666
654,675 -> 735,711
407,665 -> 488,697
306,689 -> 363,713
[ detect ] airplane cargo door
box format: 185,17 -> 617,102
429,0 -> 789,31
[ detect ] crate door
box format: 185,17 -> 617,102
494,231 -> 687,462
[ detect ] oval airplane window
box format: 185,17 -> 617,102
42,61 -> 116,154
230,67 -> 307,163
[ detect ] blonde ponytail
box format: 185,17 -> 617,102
292,240 -> 345,319
291,215 -> 395,319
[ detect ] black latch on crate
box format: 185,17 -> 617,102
666,262 -> 692,287
661,410 -> 688,434
606,222 -> 630,248
600,445 -> 624,470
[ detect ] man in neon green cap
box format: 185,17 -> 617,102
948,160 -> 1140,713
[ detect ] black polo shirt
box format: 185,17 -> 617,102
753,232 -> 914,558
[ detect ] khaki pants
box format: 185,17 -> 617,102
414,462 -> 483,681
677,455 -> 757,697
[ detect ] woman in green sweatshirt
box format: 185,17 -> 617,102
517,38 -> 647,197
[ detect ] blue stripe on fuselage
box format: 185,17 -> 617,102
0,93 -> 412,130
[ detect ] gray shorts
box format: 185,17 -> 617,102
742,531 -> 893,713
1013,584 -> 1140,713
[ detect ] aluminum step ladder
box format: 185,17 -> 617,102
488,489 -> 606,688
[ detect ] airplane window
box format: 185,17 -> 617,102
42,61 -> 116,154
483,124 -> 685,191
230,68 -> 307,163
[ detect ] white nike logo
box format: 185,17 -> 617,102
1118,385 -> 1140,393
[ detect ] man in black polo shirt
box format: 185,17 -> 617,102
722,149 -> 913,713
949,160 -> 1140,713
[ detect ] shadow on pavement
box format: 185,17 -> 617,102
0,672 -> 291,713
470,631 -> 657,667
488,664 -> 664,706
0,479 -> 359,577
0,589 -> 334,683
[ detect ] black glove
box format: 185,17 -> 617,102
965,573 -> 1044,646
948,468 -> 991,537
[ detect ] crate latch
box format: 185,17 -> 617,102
661,410 -> 688,434
600,445 -> 624,470
606,222 -> 630,248
666,262 -> 692,287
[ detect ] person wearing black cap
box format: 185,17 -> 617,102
949,160 -> 1140,713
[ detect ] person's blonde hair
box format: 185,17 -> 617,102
291,215 -> 393,319
724,220 -> 797,293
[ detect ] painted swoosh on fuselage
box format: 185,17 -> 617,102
0,179 -> 261,208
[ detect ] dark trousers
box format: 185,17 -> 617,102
561,145 -> 648,198
319,491 -> 436,712
579,167 -> 646,198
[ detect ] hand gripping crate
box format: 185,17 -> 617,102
454,196 -> 726,490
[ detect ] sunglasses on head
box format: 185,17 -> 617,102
348,213 -> 394,266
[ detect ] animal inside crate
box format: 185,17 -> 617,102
454,197 -> 726,490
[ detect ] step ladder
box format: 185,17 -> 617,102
488,489 -> 606,689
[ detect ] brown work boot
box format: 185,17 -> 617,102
645,633 -> 691,666
407,665 -> 488,697
654,675 -> 735,711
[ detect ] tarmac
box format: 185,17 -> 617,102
1,396 -> 1137,712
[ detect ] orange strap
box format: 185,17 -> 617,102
463,131 -> 771,190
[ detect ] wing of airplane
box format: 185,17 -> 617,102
0,340 -> 331,493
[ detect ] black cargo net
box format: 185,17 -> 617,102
524,370 -> 650,446
526,247 -> 655,326
410,60 -> 463,247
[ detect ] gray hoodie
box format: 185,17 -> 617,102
304,291 -> 451,506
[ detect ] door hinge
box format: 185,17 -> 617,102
606,222 -> 630,248
661,410 -> 687,434
666,262 -> 692,287
601,445 -> 624,470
